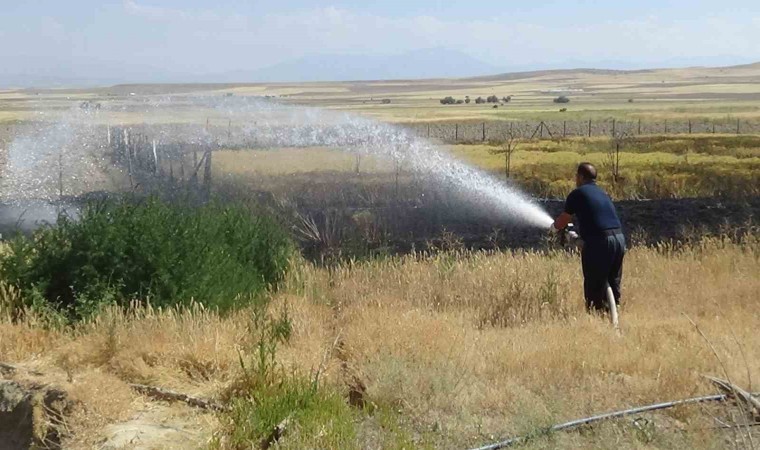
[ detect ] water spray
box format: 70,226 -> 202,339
0,97 -> 554,233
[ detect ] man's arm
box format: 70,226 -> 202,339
550,190 -> 576,232
551,212 -> 572,232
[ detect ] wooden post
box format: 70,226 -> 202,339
107,126 -> 111,146
124,129 -> 133,188
539,121 -> 544,139
192,149 -> 199,183
612,119 -> 616,137
638,118 -> 641,135
736,118 -> 740,134
455,124 -> 458,141
712,122 -> 716,134
179,154 -> 185,182
203,148 -> 212,193
688,120 -> 692,134
58,150 -> 64,200
482,122 -> 486,141
588,119 -> 592,137
664,120 -> 668,134
228,119 -> 232,142
152,140 -> 158,174
563,120 -> 566,137
427,123 -> 430,138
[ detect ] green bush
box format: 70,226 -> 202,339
218,304 -> 356,449
0,197 -> 293,319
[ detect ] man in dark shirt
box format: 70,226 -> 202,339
550,163 -> 626,312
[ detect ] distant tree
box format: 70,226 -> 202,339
381,98 -> 392,104
475,96 -> 486,104
486,95 -> 499,103
492,104 -> 499,109
440,96 -> 457,105
553,96 -> 570,103
628,98 -> 634,103
502,96 -> 512,103
456,99 -> 464,104
465,96 -> 471,104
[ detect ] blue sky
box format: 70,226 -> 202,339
1,0 -> 759,83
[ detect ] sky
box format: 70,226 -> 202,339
1,0 -> 759,84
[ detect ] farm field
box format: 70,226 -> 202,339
0,62 -> 759,450
2,235 -> 758,449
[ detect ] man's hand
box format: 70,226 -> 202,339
550,212 -> 573,233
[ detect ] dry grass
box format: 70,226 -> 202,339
1,235 -> 758,448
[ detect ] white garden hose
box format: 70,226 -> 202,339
606,284 -> 619,329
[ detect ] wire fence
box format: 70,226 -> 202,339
403,118 -> 760,142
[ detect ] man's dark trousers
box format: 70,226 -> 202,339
581,231 -> 626,311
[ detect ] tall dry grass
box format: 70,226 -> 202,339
1,235 -> 758,448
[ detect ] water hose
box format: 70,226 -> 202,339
469,391 -> 759,450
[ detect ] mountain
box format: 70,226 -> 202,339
214,48 -> 505,82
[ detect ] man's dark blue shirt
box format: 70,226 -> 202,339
564,181 -> 622,240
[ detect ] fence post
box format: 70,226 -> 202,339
588,119 -> 592,137
688,120 -> 692,134
664,120 -> 668,134
563,120 -> 566,137
427,123 -> 430,138
203,148 -> 213,193
151,140 -> 157,174
736,118 -> 740,134
638,119 -> 641,135
107,125 -> 111,146
482,122 -> 486,141
612,119 -> 616,137
455,123 -> 458,141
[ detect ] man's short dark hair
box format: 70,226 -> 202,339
577,162 -> 597,181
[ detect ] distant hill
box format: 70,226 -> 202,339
213,48 -> 505,83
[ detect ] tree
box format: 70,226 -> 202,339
490,124 -> 520,180
440,96 -> 457,105
475,96 -> 485,104
465,96 -> 471,104
606,129 -> 629,187
486,95 -> 499,103
502,96 -> 512,103
553,96 -> 570,103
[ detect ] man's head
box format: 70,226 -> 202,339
576,162 -> 597,187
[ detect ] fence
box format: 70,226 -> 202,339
403,118 -> 760,143
107,126 -> 215,194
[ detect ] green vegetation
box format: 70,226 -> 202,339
448,135 -> 760,199
0,197 -> 293,320
218,303 -> 357,449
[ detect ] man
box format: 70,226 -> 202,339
551,163 -> 626,312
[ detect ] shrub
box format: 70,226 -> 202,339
0,197 -> 293,319
456,99 -> 464,104
381,98 -> 391,104
486,95 -> 499,103
553,96 -> 570,103
475,96 -> 485,104
465,96 -> 471,104
439,96 -> 456,105
219,304 -> 356,448
502,96 -> 512,103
